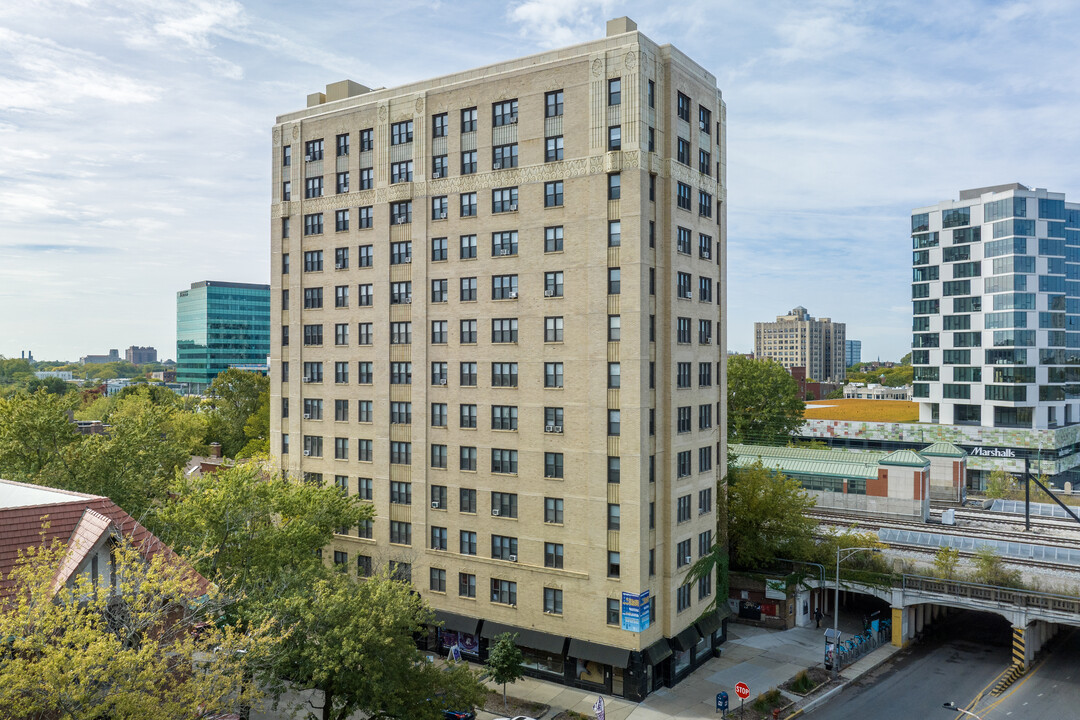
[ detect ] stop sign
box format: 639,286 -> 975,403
735,682 -> 750,700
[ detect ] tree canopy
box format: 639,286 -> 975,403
727,460 -> 817,568
727,356 -> 805,443
202,369 -> 270,458
485,632 -> 525,708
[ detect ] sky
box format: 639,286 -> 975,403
3,1 -> 1080,363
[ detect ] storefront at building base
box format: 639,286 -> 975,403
426,610 -> 727,701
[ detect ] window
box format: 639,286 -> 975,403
545,407 -> 564,430
433,112 -> 448,138
389,321 -> 411,344
357,206 -> 373,229
431,362 -> 448,385
357,519 -> 372,539
491,231 -> 517,256
544,316 -> 564,342
545,181 -> 563,207
491,492 -> 518,518
493,143 -> 518,169
608,173 -> 621,200
545,136 -> 564,162
676,362 -> 691,388
677,182 -> 692,210
606,315 -> 621,341
699,487 -> 713,514
334,323 -> 348,346
699,149 -> 711,175
492,187 -> 518,213
336,172 -> 349,194
302,435 -> 322,457
390,279 -> 412,303
390,483 -> 412,505
607,409 -> 620,436
677,406 -> 691,433
431,403 -> 448,428
608,267 -> 621,294
699,190 -> 713,217
492,318 -> 518,343
544,271 -> 564,298
460,446 -> 478,472
491,448 -> 517,474
430,567 -> 446,591
334,362 -> 349,384
390,200 -> 411,224
491,362 -> 517,387
677,138 -> 690,165
303,324 -> 323,346
677,585 -> 691,612
459,404 -> 477,428
608,78 -> 621,105
460,488 -> 477,513
544,452 -> 563,479
677,272 -> 692,299
544,497 -> 564,524
390,401 -> 412,425
303,287 -> 323,309
282,145 -> 291,166
305,139 -> 324,161
461,107 -> 477,133
460,192 -> 477,217
493,99 -> 518,127
333,550 -> 347,567
492,274 -> 518,300
546,90 -> 564,117
545,226 -> 563,253
391,120 -> 413,145
544,362 -> 563,388
608,551 -> 620,578
607,598 -> 620,625
677,495 -> 691,522
431,237 -> 448,262
459,573 -> 476,597
677,92 -> 690,121
544,543 -> 564,569
677,451 -> 691,477
608,220 -> 621,247
302,362 -> 323,383
431,279 -> 448,303
607,503 -> 621,531
432,155 -> 448,178
460,360 -> 477,384
608,126 -> 621,150
607,362 -> 620,388
390,441 -> 411,465
432,196 -> 448,220
389,362 -> 410,384
543,588 -> 563,615
390,160 -> 413,184
334,437 -> 349,460
491,405 -> 518,431
431,320 -> 448,344
304,214 -> 323,236
389,520 -> 411,545
700,233 -> 713,259
431,444 -> 447,469
677,538 -> 692,568
357,283 -> 373,307
303,398 -> 323,420
461,151 -> 477,175
491,579 -> 517,605
699,403 -> 712,429
698,319 -> 712,344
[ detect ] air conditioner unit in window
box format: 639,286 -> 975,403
335,263 -> 344,270
431,501 -> 440,509
493,161 -> 502,170
305,155 -> 314,162
432,171 -> 442,179
439,379 -> 447,385
438,211 -> 447,219
509,117 -> 518,124
500,248 -> 511,256
303,450 -> 311,456
700,121 -> 707,130
545,425 -> 555,433
302,377 -> 312,383
544,289 -> 554,297
404,295 -> 412,304
303,413 -> 311,420
508,291 -> 517,299
508,204 -> 517,211
394,215 -> 406,224
508,554 -> 517,562
685,556 -> 692,564
552,425 -> 562,433
403,256 -> 412,263
491,508 -> 500,516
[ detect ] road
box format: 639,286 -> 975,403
971,627 -> 1080,719
809,612 -> 1010,720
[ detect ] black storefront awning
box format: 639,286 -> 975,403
480,621 -> 567,655
433,610 -> 481,636
568,638 -> 632,668
695,612 -> 722,638
643,638 -> 673,666
672,625 -> 702,652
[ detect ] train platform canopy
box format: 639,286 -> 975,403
730,444 -> 885,480
880,449 -> 931,468
919,442 -> 967,458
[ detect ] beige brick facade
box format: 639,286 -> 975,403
270,18 -> 726,697
755,306 -> 846,383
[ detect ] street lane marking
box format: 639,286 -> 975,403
976,656 -> 1049,717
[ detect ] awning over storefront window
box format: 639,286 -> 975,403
695,612 -> 722,638
672,624 -> 702,652
433,610 -> 481,636
568,638 -> 631,668
481,621 -> 567,655
643,638 -> 673,666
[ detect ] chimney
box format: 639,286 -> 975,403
606,16 -> 637,36
210,442 -> 223,460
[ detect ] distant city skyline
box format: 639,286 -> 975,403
3,1 -> 1080,361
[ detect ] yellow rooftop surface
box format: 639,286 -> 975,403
803,398 -> 921,423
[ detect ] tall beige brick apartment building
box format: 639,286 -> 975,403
270,17 -> 726,699
755,306 -> 847,383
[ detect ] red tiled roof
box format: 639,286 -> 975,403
0,481 -> 210,600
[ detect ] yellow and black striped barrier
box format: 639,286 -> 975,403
989,628 -> 1027,696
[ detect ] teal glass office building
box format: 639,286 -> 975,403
176,281 -> 270,393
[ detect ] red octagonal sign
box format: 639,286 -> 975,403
735,682 -> 750,700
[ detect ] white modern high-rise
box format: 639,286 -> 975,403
912,183 -> 1080,429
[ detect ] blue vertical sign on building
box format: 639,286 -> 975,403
621,590 -> 651,632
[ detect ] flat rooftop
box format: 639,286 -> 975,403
803,398 -> 921,423
0,479 -> 96,509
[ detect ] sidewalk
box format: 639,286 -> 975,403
478,622 -> 903,720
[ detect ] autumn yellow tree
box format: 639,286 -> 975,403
0,535 -> 278,720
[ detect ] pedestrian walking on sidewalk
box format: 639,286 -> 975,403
815,609 -> 823,629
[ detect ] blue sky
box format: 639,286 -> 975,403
2,0 -> 1080,362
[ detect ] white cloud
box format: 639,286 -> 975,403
506,0 -> 615,49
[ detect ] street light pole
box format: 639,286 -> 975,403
831,546 -> 880,681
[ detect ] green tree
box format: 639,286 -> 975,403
984,469 -> 1021,500
203,369 -> 270,458
485,632 -> 524,709
933,546 -> 960,579
237,390 -> 271,458
274,571 -> 485,720
727,356 -> 805,444
0,534 -> 277,720
727,460 -> 817,568
25,376 -> 72,395
971,547 -> 1022,588
825,388 -> 844,400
